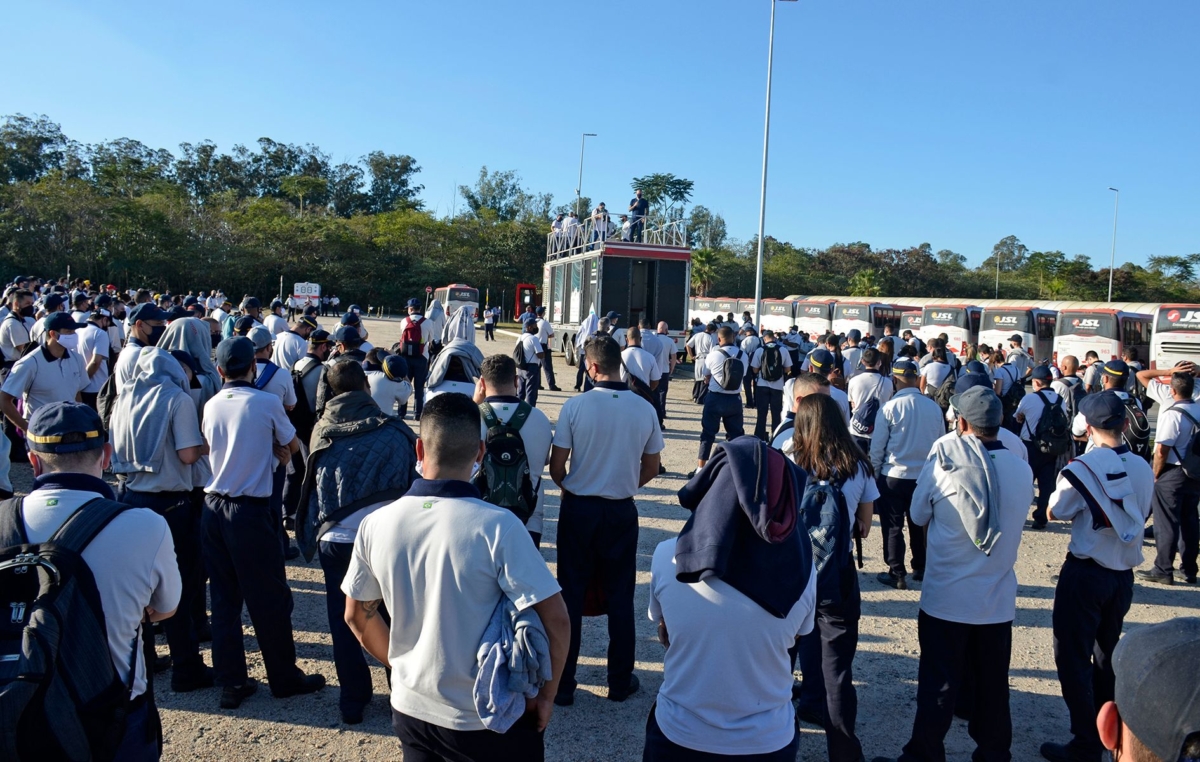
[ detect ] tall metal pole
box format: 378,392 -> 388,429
995,250 -> 1000,299
1108,187 -> 1119,302
576,133 -> 596,218
752,0 -> 779,330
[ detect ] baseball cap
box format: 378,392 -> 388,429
535,306 -> 545,315
334,325 -> 362,344
1103,359 -> 1130,380
43,312 -> 85,333
1112,617 -> 1200,762
169,349 -> 201,377
270,299 -> 284,309
340,311 -> 362,326
382,355 -> 409,381
26,402 -> 106,454
187,304 -> 206,318
43,293 -> 65,312
297,315 -> 318,330
183,295 -> 199,307
808,349 -> 835,372
1078,391 -> 1127,430
167,306 -> 190,321
242,297 -> 261,310
964,360 -> 989,375
128,303 -> 169,324
847,329 -> 862,341
1031,365 -> 1052,381
891,359 -> 920,377
309,328 -> 331,345
406,298 -> 421,309
349,304 -> 362,314
951,386 -> 1003,428
1008,333 -> 1023,344
94,294 -> 113,308
247,326 -> 273,352
215,336 -> 256,374
606,310 -> 620,321
233,315 -> 257,334
955,372 -> 993,393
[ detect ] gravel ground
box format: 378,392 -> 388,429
17,316 -> 1197,761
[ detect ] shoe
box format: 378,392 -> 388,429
1186,573 -> 1198,584
796,705 -> 826,727
341,707 -> 365,725
912,571 -> 924,582
1135,569 -> 1175,586
549,386 -> 562,392
686,469 -> 697,479
553,691 -> 575,707
153,654 -> 173,673
790,682 -> 803,700
1144,525 -> 1155,540
220,679 -> 259,709
573,386 -> 581,392
272,672 -> 326,699
1039,742 -> 1072,762
877,572 -> 908,590
171,665 -> 215,693
284,543 -> 300,561
283,516 -> 295,531
658,464 -> 667,476
608,674 -> 640,702
1030,520 -> 1048,530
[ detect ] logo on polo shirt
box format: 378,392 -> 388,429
422,501 -> 433,510
46,499 -> 58,507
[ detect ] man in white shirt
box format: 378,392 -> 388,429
533,306 -> 560,391
750,329 -> 793,441
1051,355 -> 1086,455
13,402 -> 181,759
651,321 -> 677,428
620,325 -> 661,391
876,387 -> 1033,762
842,329 -> 865,376
263,299 -> 289,337
686,322 -> 716,401
847,347 -> 893,450
0,312 -> 88,433
515,321 -> 544,407
1040,392 -> 1154,762
694,326 -> 748,477
1015,365 -> 1066,529
74,309 -> 111,411
344,394 -> 569,758
606,310 -> 626,348
1082,351 -> 1104,393
482,305 -> 496,341
475,355 -> 554,545
271,315 -> 318,372
398,298 -> 436,420
1005,333 -> 1035,379
797,349 -> 850,428
0,288 -> 35,368
870,359 -> 947,590
740,327 -> 763,409
549,335 -> 663,706
771,373 -> 832,453
202,337 -> 319,709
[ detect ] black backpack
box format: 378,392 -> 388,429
719,349 -> 745,391
1170,406 -> 1200,481
96,372 -> 119,430
760,344 -> 785,382
999,365 -> 1026,432
1058,376 -> 1087,423
1121,397 -> 1152,463
621,360 -> 658,408
474,402 -> 536,524
288,359 -> 322,443
932,367 -> 957,412
0,497 -> 140,762
1030,391 -> 1072,456
799,475 -> 855,606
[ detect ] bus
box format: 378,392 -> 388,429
758,298 -> 798,334
432,283 -> 480,319
900,311 -> 923,337
1150,304 -> 1200,369
1053,308 -> 1152,367
979,306 -> 1057,363
688,297 -> 722,327
794,300 -> 835,341
832,302 -> 908,339
918,304 -> 982,356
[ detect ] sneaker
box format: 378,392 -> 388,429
658,464 -> 667,476
220,679 -> 259,709
171,665 -> 215,693
1030,520 -> 1048,530
877,572 -> 908,590
1135,569 -> 1175,586
796,705 -> 826,727
686,470 -> 697,479
549,386 -> 563,392
608,674 -> 640,702
341,706 -> 365,725
271,672 -> 326,699
1186,573 -> 1198,584
1038,742 -> 1072,762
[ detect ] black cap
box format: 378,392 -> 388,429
1103,359 -> 1130,380
606,310 -> 620,321
1009,333 -> 1023,344
1031,365 -> 1052,381
297,315 -> 318,330
891,359 -> 919,377
233,315 -> 257,334
1112,617 -> 1200,762
270,299 -> 283,309
167,306 -> 190,321
26,402 -> 106,454
340,311 -> 361,326
215,336 -> 256,373
950,386 -> 1003,428
43,312 -> 85,333
169,349 -> 201,376
382,355 -> 409,380
43,293 -> 66,312
94,294 -> 113,307
955,372 -> 992,393
242,297 -> 261,310
406,298 -> 421,309
183,295 -> 199,307
309,329 -> 331,345
129,303 -> 168,324
809,349 -> 835,371
1078,390 -> 1127,429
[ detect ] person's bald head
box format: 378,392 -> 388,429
626,325 -> 642,346
717,326 -> 735,346
1060,355 -> 1079,376
657,321 -> 669,335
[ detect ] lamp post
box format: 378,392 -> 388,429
752,0 -> 797,329
1108,187 -> 1119,302
576,133 -> 597,219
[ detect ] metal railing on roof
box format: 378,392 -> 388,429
545,217 -> 687,260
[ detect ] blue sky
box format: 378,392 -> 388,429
3,0 -> 1197,268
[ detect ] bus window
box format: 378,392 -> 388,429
1037,314 -> 1055,341
1121,318 -> 1147,347
969,309 -> 981,336
1059,313 -> 1117,339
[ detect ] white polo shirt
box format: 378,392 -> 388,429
0,346 -> 88,419
122,392 -> 205,494
481,396 -> 553,535
21,486 -> 180,698
367,370 -> 413,415
342,480 -> 561,731
993,363 -> 1022,396
203,383 -> 296,498
649,538 -> 815,755
750,342 -> 793,391
271,331 -> 308,372
1157,399 -> 1199,466
1015,388 -> 1064,442
263,313 -> 288,337
620,345 -> 660,387
516,334 -> 542,366
0,314 -> 33,362
1048,445 -> 1154,570
255,360 -> 296,408
704,345 -> 749,395
847,370 -> 894,412
651,332 -> 675,379
535,317 -> 553,346
553,383 -> 664,500
75,322 -> 111,394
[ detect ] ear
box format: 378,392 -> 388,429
27,451 -> 43,477
415,438 -> 426,463
1097,701 -> 1121,752
100,443 -> 113,472
476,439 -> 487,465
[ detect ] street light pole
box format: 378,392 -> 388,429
752,0 -> 796,329
995,249 -> 1000,299
1108,187 -> 1119,302
576,133 -> 597,218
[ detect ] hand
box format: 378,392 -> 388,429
533,694 -> 555,732
657,619 -> 670,648
273,444 -> 291,465
856,517 -> 872,540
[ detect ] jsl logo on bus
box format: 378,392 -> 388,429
1168,310 -> 1200,323
1072,318 -> 1101,328
993,316 -> 1018,325
931,312 -> 953,321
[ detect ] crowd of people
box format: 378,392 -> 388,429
548,189 -> 653,256
0,274 -> 1197,762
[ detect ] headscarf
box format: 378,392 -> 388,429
425,299 -> 447,342
443,305 -> 476,344
159,317 -> 221,413
426,339 -> 484,389
110,347 -> 190,474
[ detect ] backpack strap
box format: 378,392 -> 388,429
1168,404 -> 1200,463
0,496 -> 29,546
479,402 -> 502,430
48,497 -> 132,555
255,362 -> 279,390
508,402 -> 533,433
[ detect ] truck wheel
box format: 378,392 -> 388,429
565,338 -> 577,366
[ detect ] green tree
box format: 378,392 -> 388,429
365,151 -> 422,213
630,173 -> 694,221
280,175 -> 329,216
459,166 -> 551,223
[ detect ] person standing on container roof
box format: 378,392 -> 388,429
629,188 -> 649,242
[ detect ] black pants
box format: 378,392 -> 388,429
392,707 -> 543,761
743,373 -> 756,408
81,391 -> 98,412
484,323 -> 495,341
118,487 -> 207,682
202,493 -> 303,691
282,445 -> 306,521
541,344 -> 556,388
796,580 -> 863,762
631,217 -> 645,242
878,476 -> 924,577
1052,554 -> 1133,760
575,360 -> 587,390
189,488 -> 209,636
754,387 -> 784,441
556,492 -> 639,698
517,363 -> 540,407
319,541 -> 390,715
408,355 -> 429,419
1151,465 -> 1200,578
655,374 -> 670,424
643,702 -> 799,761
699,392 -> 744,461
899,612 -> 1013,762
1026,444 -> 1058,523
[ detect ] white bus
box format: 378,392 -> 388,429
979,306 -> 1057,363
1053,308 -> 1151,367
918,304 -> 982,356
795,300 -> 835,342
832,302 -> 908,340
758,298 -> 797,334
1150,304 -> 1200,369
431,283 -> 480,319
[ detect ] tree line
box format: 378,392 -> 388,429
1,114 -> 1195,310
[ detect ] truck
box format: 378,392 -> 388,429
543,220 -> 692,364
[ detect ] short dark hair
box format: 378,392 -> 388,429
419,394 -> 482,469
717,326 -> 734,343
525,320 -> 538,333
36,434 -> 106,473
10,289 -> 31,305
1172,371 -> 1195,399
862,348 -> 880,367
585,335 -> 621,374
970,424 -> 1001,438
481,354 -> 517,387
327,358 -> 369,397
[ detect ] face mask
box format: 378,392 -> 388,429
19,305 -> 35,318
55,333 -> 78,351
211,333 -> 222,349
147,324 -> 166,346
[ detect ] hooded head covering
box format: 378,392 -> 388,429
426,339 -> 484,390
110,347 -> 191,474
443,305 -> 476,344
159,317 -> 221,413
425,299 -> 447,339
576,311 -> 599,351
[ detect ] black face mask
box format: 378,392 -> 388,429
18,305 -> 34,318
147,324 -> 167,347
211,333 -> 221,349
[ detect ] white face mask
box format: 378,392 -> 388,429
55,333 -> 78,351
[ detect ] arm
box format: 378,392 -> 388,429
908,456 -> 939,526
145,605 -> 178,623
85,352 -> 104,378
638,451 -> 661,487
549,445 -> 570,489
177,445 -> 203,466
856,501 -> 873,539
868,407 -> 890,474
528,593 -> 570,731
1154,443 -> 1169,479
0,391 -> 27,431
344,598 -> 390,667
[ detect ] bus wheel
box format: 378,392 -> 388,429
565,338 -> 577,366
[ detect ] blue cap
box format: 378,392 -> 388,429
43,293 -> 66,312
1112,616 -> 1200,762
535,306 -> 545,315
808,349 -> 835,372
349,304 -> 361,313
891,359 -> 919,377
26,402 -> 107,454
1103,359 -> 1130,379
965,360 -> 989,375
606,310 -> 620,321
334,325 -> 362,344
233,315 -> 257,334
242,297 -> 261,310
297,315 -> 318,330
1078,390 -> 1127,429
340,311 -> 361,326
270,299 -> 284,309
129,303 -> 168,324
950,386 -> 1003,428
847,329 -> 862,340
955,372 -> 992,393
215,336 -> 256,373
382,355 -> 409,381
43,312 -> 85,333
183,295 -> 199,307
309,328 -> 331,345
167,306 -> 190,321
1031,365 -> 1053,381
406,298 -> 421,309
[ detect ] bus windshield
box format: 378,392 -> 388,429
1058,312 -> 1117,339
834,304 -> 869,322
1157,308 -> 1200,333
923,307 -> 966,328
984,310 -> 1034,334
448,287 -> 478,302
